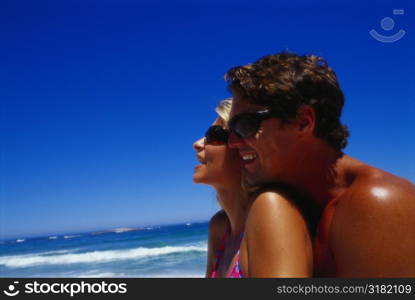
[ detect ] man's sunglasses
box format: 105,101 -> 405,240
205,125 -> 229,144
229,109 -> 274,139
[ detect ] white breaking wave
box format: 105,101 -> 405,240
138,270 -> 205,278
63,235 -> 81,239
75,272 -> 121,278
76,272 -> 203,278
112,228 -> 136,233
0,245 -> 207,268
0,249 -> 77,260
26,249 -> 76,257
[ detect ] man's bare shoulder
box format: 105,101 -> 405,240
330,166 -> 415,276
336,166 -> 415,215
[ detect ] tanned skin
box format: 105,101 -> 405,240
229,93 -> 415,277
206,192 -> 313,278
196,117 -> 312,277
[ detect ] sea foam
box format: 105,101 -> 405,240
0,244 -> 207,268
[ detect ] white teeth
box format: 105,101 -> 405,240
242,153 -> 257,161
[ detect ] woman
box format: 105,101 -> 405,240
193,99 -> 313,277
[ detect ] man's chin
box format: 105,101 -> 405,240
243,170 -> 262,187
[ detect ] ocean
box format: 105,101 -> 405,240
0,222 -> 209,278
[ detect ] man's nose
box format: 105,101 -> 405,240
193,137 -> 205,152
228,132 -> 245,148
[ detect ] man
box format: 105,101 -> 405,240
226,52 -> 415,277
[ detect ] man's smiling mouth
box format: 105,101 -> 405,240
241,152 -> 257,163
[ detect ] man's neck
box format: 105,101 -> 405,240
288,144 -> 347,208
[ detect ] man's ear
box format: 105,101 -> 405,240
296,105 -> 316,135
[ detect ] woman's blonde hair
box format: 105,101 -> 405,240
214,98 -> 256,199
215,98 -> 233,124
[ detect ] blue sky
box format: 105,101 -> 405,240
1,0 -> 414,239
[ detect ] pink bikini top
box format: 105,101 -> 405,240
210,227 -> 244,278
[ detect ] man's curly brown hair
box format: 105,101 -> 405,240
225,52 -> 349,151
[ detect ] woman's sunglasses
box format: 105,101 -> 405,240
229,109 -> 274,139
205,125 -> 229,144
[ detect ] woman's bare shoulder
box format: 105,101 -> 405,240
248,188 -> 305,223
245,190 -> 313,277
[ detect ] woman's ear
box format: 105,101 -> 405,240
296,105 -> 316,135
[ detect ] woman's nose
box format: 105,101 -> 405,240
193,137 -> 205,152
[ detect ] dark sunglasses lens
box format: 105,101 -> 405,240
233,115 -> 260,138
205,126 -> 229,143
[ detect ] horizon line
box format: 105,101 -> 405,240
0,219 -> 210,242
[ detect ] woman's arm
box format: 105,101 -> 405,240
205,210 -> 229,277
245,192 -> 313,277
